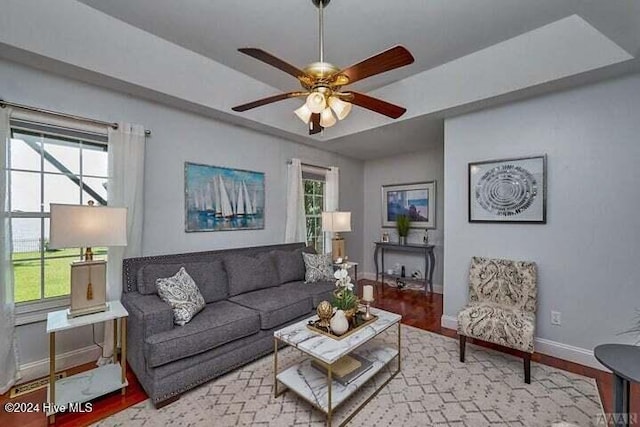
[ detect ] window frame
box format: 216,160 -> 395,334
8,124 -> 109,321
303,176 -> 325,254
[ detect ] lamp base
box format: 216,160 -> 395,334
331,237 -> 345,262
67,303 -> 108,318
69,260 -> 107,317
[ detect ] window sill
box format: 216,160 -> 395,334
15,297 -> 70,326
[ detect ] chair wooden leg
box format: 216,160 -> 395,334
459,335 -> 466,363
524,353 -> 531,384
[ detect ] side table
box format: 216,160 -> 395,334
594,344 -> 640,427
46,300 -> 129,424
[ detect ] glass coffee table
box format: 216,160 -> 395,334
273,308 -> 401,427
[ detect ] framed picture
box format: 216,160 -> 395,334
381,181 -> 436,229
468,155 -> 546,223
184,162 -> 265,232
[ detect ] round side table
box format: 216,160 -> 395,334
594,344 -> 640,427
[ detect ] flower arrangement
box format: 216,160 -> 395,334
332,261 -> 358,311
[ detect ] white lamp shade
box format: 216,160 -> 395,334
319,107 -> 337,128
328,96 -> 352,120
294,103 -> 312,123
306,92 -> 326,114
49,204 -> 128,248
322,211 -> 351,232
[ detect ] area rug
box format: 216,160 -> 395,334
95,325 -> 604,426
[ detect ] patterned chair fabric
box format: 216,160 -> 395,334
457,257 -> 537,353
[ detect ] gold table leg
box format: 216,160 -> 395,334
273,338 -> 278,397
398,322 -> 402,371
327,364 -> 333,427
48,332 -> 55,425
121,317 -> 127,395
112,318 -> 117,364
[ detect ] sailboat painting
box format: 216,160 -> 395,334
185,162 -> 265,232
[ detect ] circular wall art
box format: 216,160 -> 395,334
475,164 -> 537,217
468,155 -> 546,223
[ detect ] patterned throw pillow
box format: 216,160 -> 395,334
302,253 -> 334,283
156,267 -> 205,326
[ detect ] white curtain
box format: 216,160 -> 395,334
323,167 -> 339,254
0,107 -> 19,393
284,158 -> 307,243
100,123 -> 145,363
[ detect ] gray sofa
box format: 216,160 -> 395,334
121,242 -> 334,406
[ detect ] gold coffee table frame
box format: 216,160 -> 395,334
274,314 -> 401,427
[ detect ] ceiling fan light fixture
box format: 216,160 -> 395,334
319,107 -> 337,128
306,92 -> 326,114
328,96 -> 352,120
294,103 -> 312,123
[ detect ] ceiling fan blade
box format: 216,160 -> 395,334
347,92 -> 407,119
232,92 -> 307,112
309,113 -> 322,135
330,45 -> 414,86
238,48 -> 309,80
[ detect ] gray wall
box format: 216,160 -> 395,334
444,73 -> 640,351
362,146 -> 444,290
1,59 -> 364,367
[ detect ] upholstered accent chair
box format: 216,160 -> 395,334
457,257 -> 537,383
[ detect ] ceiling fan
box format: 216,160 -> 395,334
232,0 -> 415,135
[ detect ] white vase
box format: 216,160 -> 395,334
330,310 -> 349,336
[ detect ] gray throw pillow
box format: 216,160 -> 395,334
303,253 -> 334,283
156,267 -> 205,326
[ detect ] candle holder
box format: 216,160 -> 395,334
362,299 -> 374,320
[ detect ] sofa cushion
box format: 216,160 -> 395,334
229,286 -> 312,329
302,252 -> 334,283
144,300 -> 261,368
136,260 -> 228,303
225,252 -> 280,296
278,280 -> 334,308
272,246 -> 316,284
156,267 -> 206,326
457,302 -> 536,353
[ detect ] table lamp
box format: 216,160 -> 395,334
49,203 -> 127,317
321,211 -> 351,261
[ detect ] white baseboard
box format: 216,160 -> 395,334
18,344 -> 102,384
360,272 -> 443,294
440,315 -> 607,372
441,314 -> 459,330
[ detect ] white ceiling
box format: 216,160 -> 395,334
77,0 -> 640,92
2,0 -> 640,159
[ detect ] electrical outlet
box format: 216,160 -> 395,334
551,311 -> 562,326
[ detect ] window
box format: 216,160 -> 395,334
9,124 -> 108,305
303,177 -> 325,253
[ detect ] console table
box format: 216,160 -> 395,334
374,242 -> 435,294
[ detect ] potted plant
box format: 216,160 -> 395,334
396,214 -> 411,245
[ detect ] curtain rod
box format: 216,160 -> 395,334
287,160 -> 330,171
0,99 -> 151,136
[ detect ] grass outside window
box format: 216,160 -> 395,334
14,248 -> 107,303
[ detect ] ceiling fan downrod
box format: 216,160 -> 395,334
314,0 -> 330,63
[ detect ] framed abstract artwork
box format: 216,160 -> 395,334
381,181 -> 436,229
468,155 -> 546,223
184,162 -> 265,232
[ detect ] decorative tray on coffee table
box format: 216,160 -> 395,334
306,311 -> 379,340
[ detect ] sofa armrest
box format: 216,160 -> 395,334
122,292 -> 174,338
